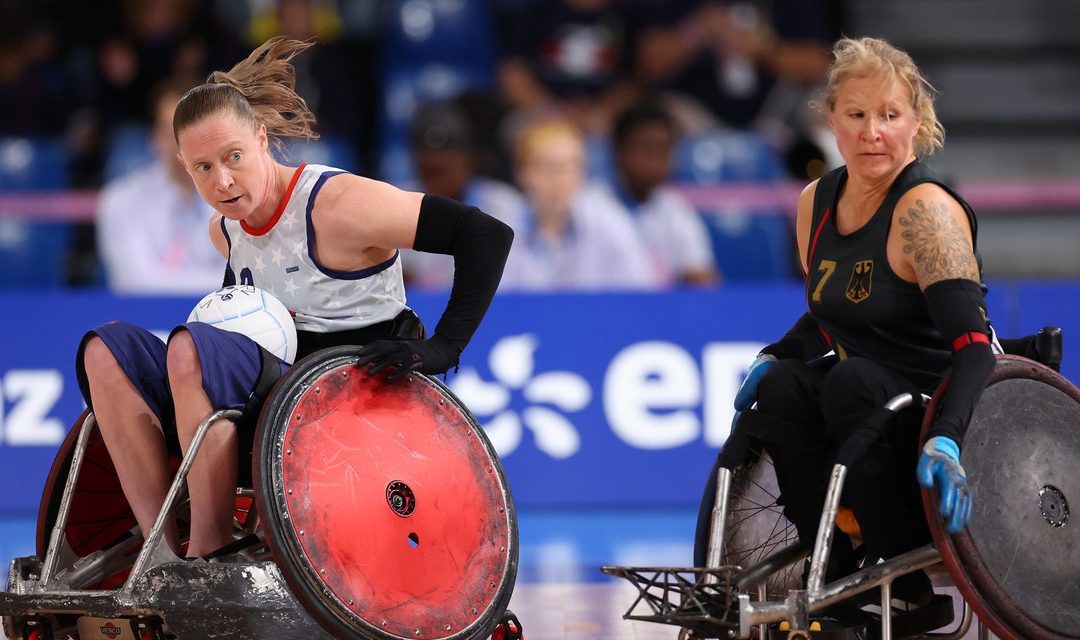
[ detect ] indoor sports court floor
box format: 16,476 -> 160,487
0,509 -> 985,640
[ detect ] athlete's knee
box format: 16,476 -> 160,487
755,359 -> 816,412
82,337 -> 122,382
820,358 -> 881,413
166,330 -> 202,388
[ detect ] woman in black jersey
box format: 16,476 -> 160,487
76,38 -> 513,560
719,37 -> 997,620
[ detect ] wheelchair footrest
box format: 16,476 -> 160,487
600,566 -> 741,637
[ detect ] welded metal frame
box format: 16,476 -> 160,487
605,391 -> 986,640
0,408 -> 334,640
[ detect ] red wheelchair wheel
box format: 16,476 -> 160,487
36,411 -> 261,587
922,355 -> 1080,640
36,411 -> 138,563
254,346 -> 518,640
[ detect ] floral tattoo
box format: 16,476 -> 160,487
899,199 -> 980,286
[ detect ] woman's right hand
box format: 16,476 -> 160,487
734,353 -> 778,411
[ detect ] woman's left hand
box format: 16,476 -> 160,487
357,334 -> 459,379
917,436 -> 973,534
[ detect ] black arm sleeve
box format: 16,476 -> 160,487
923,278 -> 997,444
759,312 -> 831,361
412,194 -> 515,354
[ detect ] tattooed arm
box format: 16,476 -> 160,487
893,183 -> 980,289
892,183 -> 996,449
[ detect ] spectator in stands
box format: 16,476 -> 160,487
501,118 -> 657,290
245,0 -> 374,167
93,0 -> 239,131
497,0 -> 641,135
630,0 -> 842,179
96,75 -> 225,294
0,5 -> 76,139
403,102 -> 527,289
610,101 -> 720,286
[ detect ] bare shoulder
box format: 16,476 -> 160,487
311,172 -> 425,251
794,179 -> 820,274
894,182 -> 979,287
315,172 -> 406,208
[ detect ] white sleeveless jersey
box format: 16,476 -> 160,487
221,164 -> 407,333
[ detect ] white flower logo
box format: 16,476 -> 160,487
450,334 -> 590,459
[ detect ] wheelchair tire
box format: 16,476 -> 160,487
922,355 -> 1080,640
253,346 -> 518,640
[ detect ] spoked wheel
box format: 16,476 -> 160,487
723,446 -> 803,600
254,346 -> 518,640
922,355 -> 1080,640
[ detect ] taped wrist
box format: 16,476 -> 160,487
413,194 -> 514,353
760,312 -> 830,361
924,279 -> 996,443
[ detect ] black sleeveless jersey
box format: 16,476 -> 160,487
805,160 -> 982,391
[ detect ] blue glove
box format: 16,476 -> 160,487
917,436 -> 973,534
734,354 -> 777,411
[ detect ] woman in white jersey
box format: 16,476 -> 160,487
75,38 -> 514,559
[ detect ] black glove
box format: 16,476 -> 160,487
356,334 -> 460,380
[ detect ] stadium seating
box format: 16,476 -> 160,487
672,131 -> 795,281
103,125 -> 154,183
673,130 -> 784,184
0,137 -> 73,288
0,137 -> 69,191
376,0 -> 498,184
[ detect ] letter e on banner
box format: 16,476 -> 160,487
604,342 -> 701,449
702,342 -> 767,447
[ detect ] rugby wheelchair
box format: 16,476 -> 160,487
605,329 -> 1079,640
0,346 -> 521,640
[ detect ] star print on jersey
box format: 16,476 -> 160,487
270,246 -> 286,267
283,278 -> 299,296
280,212 -> 299,230
292,240 -> 305,258
252,253 -> 266,274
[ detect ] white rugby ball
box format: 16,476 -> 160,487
187,285 -> 298,364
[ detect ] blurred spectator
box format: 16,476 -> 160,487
497,0 -> 641,135
246,0 -> 376,166
631,0 -> 843,178
610,101 -> 719,286
96,76 -> 225,295
501,118 -> 657,291
0,3 -> 76,138
403,102 -> 527,289
93,0 -> 238,131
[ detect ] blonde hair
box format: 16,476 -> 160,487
513,118 -> 584,167
173,37 -> 319,150
813,37 -> 945,157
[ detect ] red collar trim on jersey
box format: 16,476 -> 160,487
241,163 -> 307,236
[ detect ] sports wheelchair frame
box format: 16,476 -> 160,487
605,353 -> 1080,640
1,346 -> 522,640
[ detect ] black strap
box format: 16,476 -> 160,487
243,345 -> 284,416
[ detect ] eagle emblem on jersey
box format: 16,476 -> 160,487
845,260 -> 873,304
